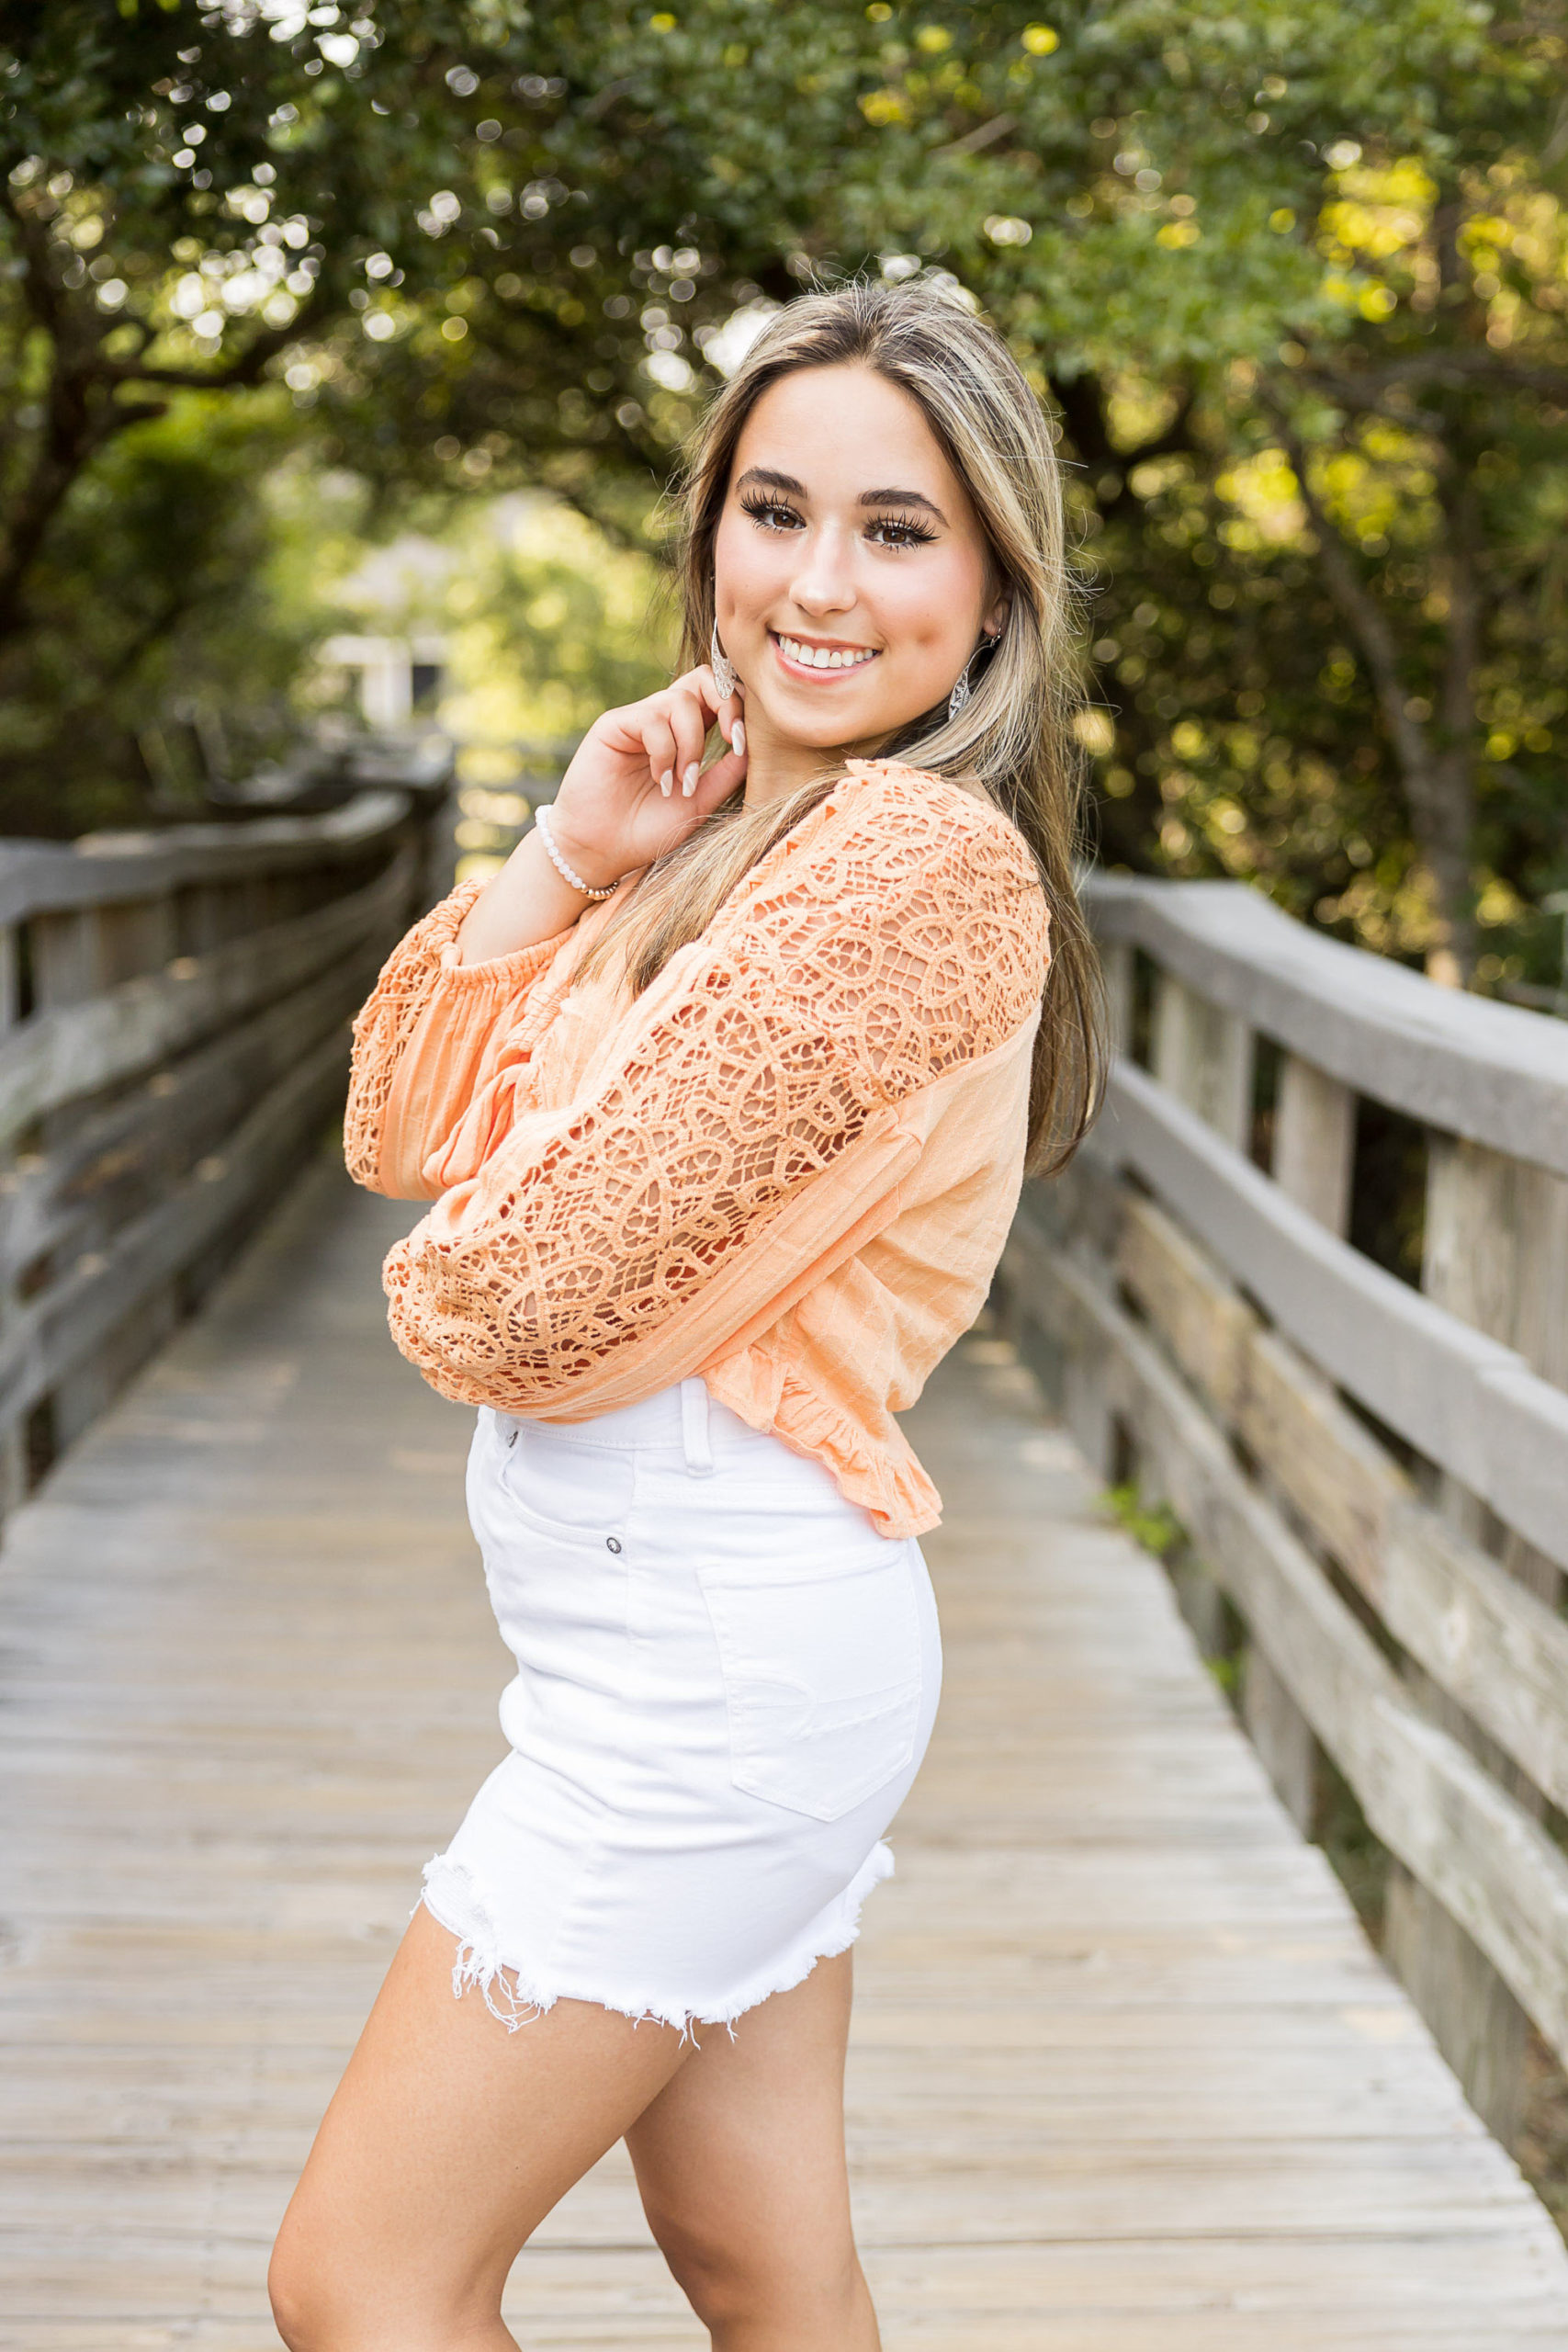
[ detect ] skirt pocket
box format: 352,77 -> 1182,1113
698,1544 -> 924,1823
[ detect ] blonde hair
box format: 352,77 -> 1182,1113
573,274 -> 1105,1173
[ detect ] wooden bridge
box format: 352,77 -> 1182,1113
3,775 -> 1568,2346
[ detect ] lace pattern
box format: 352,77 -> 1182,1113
344,879 -> 490,1190
375,766 -> 1050,1411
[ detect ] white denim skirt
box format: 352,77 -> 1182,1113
420,1374 -> 942,2035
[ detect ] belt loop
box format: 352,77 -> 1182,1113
680,1375 -> 714,1475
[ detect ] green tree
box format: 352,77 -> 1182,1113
5,0 -> 1566,987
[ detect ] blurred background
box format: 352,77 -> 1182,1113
8,4 -> 1568,2277
3,0 -> 1565,989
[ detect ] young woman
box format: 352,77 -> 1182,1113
270,276 -> 1101,2352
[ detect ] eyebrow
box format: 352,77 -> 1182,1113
733,466 -> 949,526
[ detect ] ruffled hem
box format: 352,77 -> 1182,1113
700,1352 -> 942,1541
417,1839 -> 896,2043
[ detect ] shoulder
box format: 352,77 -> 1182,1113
737,760 -> 1050,1072
833,758 -> 1050,953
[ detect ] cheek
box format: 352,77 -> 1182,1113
877,552 -> 986,658
714,514 -> 785,612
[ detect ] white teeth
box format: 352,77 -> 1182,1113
777,634 -> 875,671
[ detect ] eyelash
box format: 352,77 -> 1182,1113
737,493 -> 938,548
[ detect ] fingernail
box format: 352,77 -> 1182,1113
682,763 -> 698,796
732,719 -> 745,758
660,769 -> 673,796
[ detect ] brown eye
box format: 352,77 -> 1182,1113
867,514 -> 938,548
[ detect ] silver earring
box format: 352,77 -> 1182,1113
948,627 -> 1002,719
709,619 -> 738,700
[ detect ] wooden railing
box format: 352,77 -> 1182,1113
994,874 -> 1568,2148
0,764 -> 453,1509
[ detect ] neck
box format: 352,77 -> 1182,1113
740,711 -> 892,815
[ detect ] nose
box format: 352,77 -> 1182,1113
787,522 -> 858,617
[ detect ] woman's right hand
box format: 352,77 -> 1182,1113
547,662 -> 748,889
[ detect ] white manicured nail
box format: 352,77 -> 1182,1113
682,763 -> 698,796
732,719 -> 745,758
660,769 -> 673,796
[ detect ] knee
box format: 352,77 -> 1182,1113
269,2203 -> 358,2352
649,2207 -> 860,2335
267,2210 -> 380,2352
267,2223 -> 321,2352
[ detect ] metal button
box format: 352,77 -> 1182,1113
605,1535 -> 622,1554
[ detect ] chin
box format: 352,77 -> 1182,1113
769,695 -> 907,749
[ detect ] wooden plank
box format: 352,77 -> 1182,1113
0,1024 -> 352,1437
1272,1051 -> 1355,1238
0,786 -> 421,929
0,950 -> 377,1283
1115,1192 -> 1568,1821
1088,871 -> 1568,1180
1094,1057 -> 1568,1576
0,847 -> 412,1151
1151,972 -> 1253,1151
1011,1215 -> 1568,2074
2,1170 -> 1564,2345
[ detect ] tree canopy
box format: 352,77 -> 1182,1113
3,2 -> 1565,988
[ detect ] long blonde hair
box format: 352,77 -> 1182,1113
573,275 -> 1104,1173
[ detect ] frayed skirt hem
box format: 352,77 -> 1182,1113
417,1842 -> 895,2042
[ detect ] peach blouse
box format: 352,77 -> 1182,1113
344,757 -> 1052,1538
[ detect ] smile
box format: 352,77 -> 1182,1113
772,632 -> 881,675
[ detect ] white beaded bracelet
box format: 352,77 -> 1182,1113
534,802 -> 619,900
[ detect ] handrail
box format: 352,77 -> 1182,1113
0,759 -> 453,1514
1089,873 -> 1568,1179
997,866 -> 1568,2156
0,787 -> 416,925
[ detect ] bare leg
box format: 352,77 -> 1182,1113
626,1950 -> 880,2351
269,1902 -> 694,2352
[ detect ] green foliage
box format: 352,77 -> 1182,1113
2,0 -> 1564,958
1103,1478 -> 1182,1560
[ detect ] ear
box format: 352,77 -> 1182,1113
983,591 -> 1012,639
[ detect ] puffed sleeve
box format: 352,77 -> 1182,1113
378,776 -> 1052,1414
344,878 -> 580,1200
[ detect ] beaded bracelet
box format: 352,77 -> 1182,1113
535,802 -> 620,900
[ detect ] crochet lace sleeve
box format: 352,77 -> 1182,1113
344,877 -> 578,1199
380,785 -> 1052,1409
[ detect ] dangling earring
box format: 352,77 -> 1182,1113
709,618 -> 739,701
948,625 -> 1003,719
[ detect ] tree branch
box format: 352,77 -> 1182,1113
1302,352 -> 1568,409
1048,370 -> 1197,514
1264,397 -> 1429,775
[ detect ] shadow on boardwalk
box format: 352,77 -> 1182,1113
2,1152 -> 1566,2348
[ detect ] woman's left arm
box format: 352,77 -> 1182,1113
345,877 -> 587,1200
379,790 -> 1051,1410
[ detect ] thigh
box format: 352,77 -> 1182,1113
272,1903 -> 693,2341
625,1950 -> 859,2275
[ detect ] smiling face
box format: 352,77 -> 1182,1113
711,362 -> 1008,801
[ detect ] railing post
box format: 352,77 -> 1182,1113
1145,973 -> 1254,1650
1152,973 -> 1254,1153
1381,1135 -> 1568,2145
1099,936 -> 1134,1060
1235,1051 -> 1357,1838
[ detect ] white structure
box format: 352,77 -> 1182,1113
319,634 -> 446,729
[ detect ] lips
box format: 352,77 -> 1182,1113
772,630 -> 880,675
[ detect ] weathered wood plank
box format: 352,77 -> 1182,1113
0,786 -> 422,929
2,1166 -> 1564,2347
1089,871 -> 1568,1180
1009,1212 -> 1568,2073
1112,1192 -> 1568,1815
0,846 -> 412,1149
1094,1057 -> 1568,1576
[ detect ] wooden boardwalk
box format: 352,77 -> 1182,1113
3,1157 -> 1566,2349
